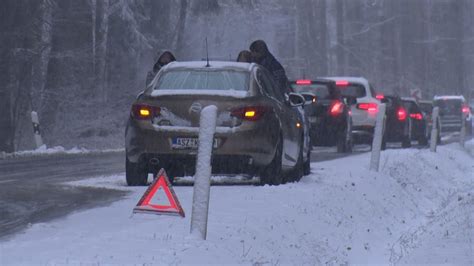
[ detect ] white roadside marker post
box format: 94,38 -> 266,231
430,107 -> 440,152
31,111 -> 44,149
460,111 -> 466,148
370,103 -> 386,172
190,105 -> 217,240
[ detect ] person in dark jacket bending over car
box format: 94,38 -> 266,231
236,50 -> 252,63
249,40 -> 289,93
146,51 -> 176,86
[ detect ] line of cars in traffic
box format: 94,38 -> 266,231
125,60 -> 473,186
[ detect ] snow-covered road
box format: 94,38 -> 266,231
1,140 -> 472,265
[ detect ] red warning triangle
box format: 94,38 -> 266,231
133,169 -> 185,217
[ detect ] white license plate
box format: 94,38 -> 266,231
171,137 -> 219,149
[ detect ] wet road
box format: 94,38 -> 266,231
0,152 -> 127,240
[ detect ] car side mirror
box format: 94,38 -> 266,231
299,92 -> 316,105
344,96 -> 357,105
287,93 -> 305,107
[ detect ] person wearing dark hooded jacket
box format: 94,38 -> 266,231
236,50 -> 252,63
146,51 -> 176,86
249,40 -> 289,93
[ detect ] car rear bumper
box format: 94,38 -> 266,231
125,119 -> 278,170
309,117 -> 346,145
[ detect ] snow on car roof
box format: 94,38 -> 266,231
433,95 -> 466,101
162,61 -> 255,72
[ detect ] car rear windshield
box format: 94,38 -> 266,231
290,83 -> 333,99
434,99 -> 462,114
335,83 -> 366,98
154,70 -> 249,91
418,103 -> 433,113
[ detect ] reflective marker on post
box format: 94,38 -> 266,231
31,111 -> 44,149
430,107 -> 439,152
190,105 -> 217,240
370,103 -> 386,172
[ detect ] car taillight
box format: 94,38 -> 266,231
132,104 -> 160,120
462,105 -> 470,114
409,113 -> 423,120
329,101 -> 344,116
376,94 -> 384,100
357,103 -> 378,113
231,106 -> 269,121
397,107 -> 407,121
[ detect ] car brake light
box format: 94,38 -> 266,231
329,101 -> 344,116
462,105 -> 470,114
336,80 -> 349,86
376,94 -> 384,100
397,107 -> 407,121
409,113 -> 423,120
132,104 -> 159,120
296,79 -> 312,85
231,106 -> 269,121
357,103 -> 378,113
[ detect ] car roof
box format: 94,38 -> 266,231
433,95 -> 466,101
162,61 -> 256,72
401,97 -> 417,102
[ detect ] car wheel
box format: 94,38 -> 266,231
336,133 -> 345,153
303,149 -> 311,176
126,157 -> 148,186
260,138 -> 283,186
401,137 -> 411,148
288,141 -> 305,183
344,121 -> 353,153
418,135 -> 428,146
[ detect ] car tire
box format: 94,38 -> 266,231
336,133 -> 345,153
288,141 -> 305,183
260,138 -> 283,186
126,157 -> 148,186
401,137 -> 411,148
303,149 -> 311,176
466,122 -> 472,136
418,135 -> 428,146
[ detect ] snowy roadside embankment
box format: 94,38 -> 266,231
1,145 -> 124,159
1,141 -> 472,265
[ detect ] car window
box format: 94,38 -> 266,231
336,83 -> 366,98
291,83 -> 333,100
369,84 -> 377,97
434,99 -> 462,114
154,70 -> 249,91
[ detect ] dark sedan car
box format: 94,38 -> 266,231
290,79 -> 354,153
382,95 -> 428,148
125,61 -> 308,186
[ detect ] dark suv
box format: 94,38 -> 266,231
382,95 -> 428,148
290,79 -> 353,152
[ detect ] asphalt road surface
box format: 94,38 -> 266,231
0,152 -> 127,240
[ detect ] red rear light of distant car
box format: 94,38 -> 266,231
462,105 -> 470,114
376,94 -> 385,100
132,104 -> 159,120
397,107 -> 407,121
409,113 -> 423,120
357,103 -> 378,113
231,106 -> 269,121
336,80 -> 349,86
296,79 -> 312,85
329,101 -> 344,116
